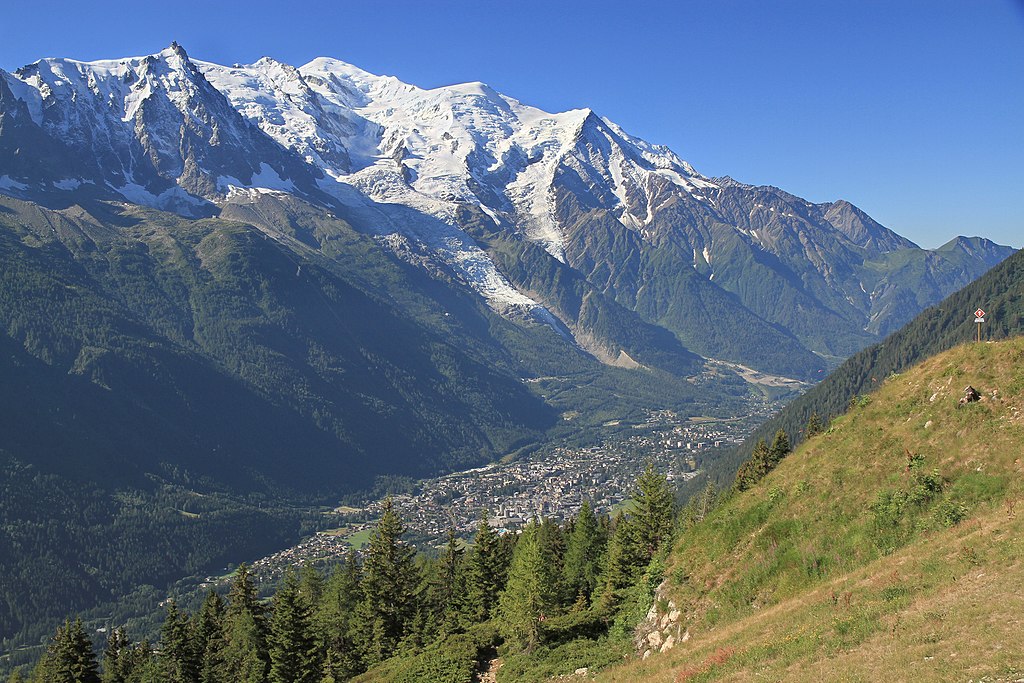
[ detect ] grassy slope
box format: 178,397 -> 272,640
696,246 -> 1023,500
597,338 -> 1024,682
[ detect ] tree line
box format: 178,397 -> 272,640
10,466 -> 684,683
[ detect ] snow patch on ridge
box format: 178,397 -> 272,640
114,183 -> 210,215
218,163 -> 295,195
0,175 -> 29,191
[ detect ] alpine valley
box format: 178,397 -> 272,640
0,43 -> 1015,665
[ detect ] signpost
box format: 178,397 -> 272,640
975,308 -> 986,342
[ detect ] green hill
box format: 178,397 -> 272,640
595,338 -> 1024,681
695,246 -> 1023,494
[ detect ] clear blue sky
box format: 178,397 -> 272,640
2,0 -> 1021,248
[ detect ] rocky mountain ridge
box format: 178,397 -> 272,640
0,44 -> 1014,378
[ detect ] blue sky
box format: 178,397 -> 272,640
2,0 -> 1021,248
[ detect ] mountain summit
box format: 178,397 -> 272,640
0,44 -> 1014,378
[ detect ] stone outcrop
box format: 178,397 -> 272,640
634,580 -> 687,661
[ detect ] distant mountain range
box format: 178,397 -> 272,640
0,43 -> 1013,384
0,43 -> 1016,655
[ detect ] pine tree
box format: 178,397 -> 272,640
36,618 -> 100,683
315,555 -> 362,681
536,517 -> 565,605
100,628 -> 132,683
595,514 -> 641,606
354,498 -> 418,665
220,609 -> 267,683
318,650 -> 337,683
805,412 -> 824,438
734,438 -> 770,492
631,465 -> 675,559
192,591 -> 226,683
687,479 -> 718,526
297,565 -> 324,611
268,569 -> 318,683
464,512 -> 501,622
227,564 -> 264,622
768,429 -> 791,468
496,521 -> 553,652
158,601 -> 197,683
562,501 -> 604,602
222,564 -> 268,683
427,528 -> 465,632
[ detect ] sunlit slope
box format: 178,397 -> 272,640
600,338 -> 1024,682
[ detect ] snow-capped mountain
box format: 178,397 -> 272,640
0,44 -> 1014,378
0,43 -> 326,213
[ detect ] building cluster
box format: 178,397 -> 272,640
241,410 -> 765,580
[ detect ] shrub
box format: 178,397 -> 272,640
934,500 -> 969,528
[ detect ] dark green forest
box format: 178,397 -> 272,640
7,467 -> 691,683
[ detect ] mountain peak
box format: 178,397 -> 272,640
937,235 -> 1016,265
822,198 -> 918,253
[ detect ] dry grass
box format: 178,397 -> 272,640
593,339 -> 1024,682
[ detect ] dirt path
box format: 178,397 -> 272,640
475,649 -> 502,683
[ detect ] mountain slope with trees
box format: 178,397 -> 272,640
9,467 -> 681,682
1,45 -> 1014,382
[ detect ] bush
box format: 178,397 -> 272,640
934,500 -> 969,528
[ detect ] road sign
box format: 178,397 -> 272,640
975,308 -> 986,319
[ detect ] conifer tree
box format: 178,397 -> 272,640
315,556 -> 362,681
427,528 -> 465,632
562,501 -> 604,602
768,429 -> 791,468
733,438 -> 770,492
496,521 -> 553,652
631,465 -> 675,559
354,498 -> 418,665
35,618 -> 100,683
220,609 -> 267,683
595,514 -> 641,606
805,412 -> 824,438
536,517 -> 565,605
158,602 -> 197,683
734,431 -> 790,493
222,564 -> 268,683
100,628 -> 132,683
464,512 -> 501,622
683,479 -> 718,527
105,639 -> 155,683
318,650 -> 337,683
227,564 -> 264,622
297,565 -> 324,612
192,591 -> 226,683
268,569 -> 318,683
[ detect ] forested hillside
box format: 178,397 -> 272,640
10,468 -> 682,683
0,193 -> 740,657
